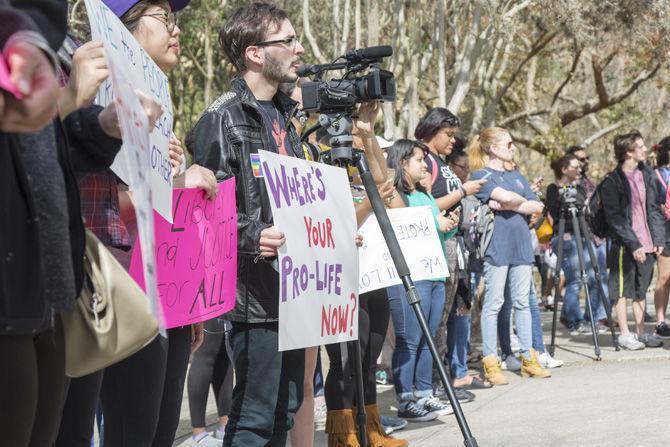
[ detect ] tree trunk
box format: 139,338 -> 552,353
437,0 -> 446,107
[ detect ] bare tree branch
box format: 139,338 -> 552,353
580,121 -> 623,147
499,108 -> 552,126
551,45 -> 582,106
561,62 -> 662,126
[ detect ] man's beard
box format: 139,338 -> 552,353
262,52 -> 297,84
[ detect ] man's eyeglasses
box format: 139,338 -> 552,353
143,12 -> 176,33
254,36 -> 300,51
506,141 -> 514,149
577,156 -> 589,162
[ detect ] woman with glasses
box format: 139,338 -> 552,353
71,2 -> 218,446
468,127 -> 550,385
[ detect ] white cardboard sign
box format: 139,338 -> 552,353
258,150 -> 359,351
358,206 -> 449,293
85,0 -> 174,222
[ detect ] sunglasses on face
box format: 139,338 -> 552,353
577,156 -> 589,162
143,12 -> 176,33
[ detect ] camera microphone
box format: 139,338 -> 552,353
297,64 -> 318,77
345,45 -> 393,62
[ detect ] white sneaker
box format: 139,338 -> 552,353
192,433 -> 223,447
537,351 -> 564,368
501,354 -> 521,371
617,333 -> 645,350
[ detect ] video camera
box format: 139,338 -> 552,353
297,46 -> 396,114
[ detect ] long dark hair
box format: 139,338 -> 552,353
386,139 -> 427,195
654,136 -> 670,167
414,107 -> 460,142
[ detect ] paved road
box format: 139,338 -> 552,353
175,307 -> 670,446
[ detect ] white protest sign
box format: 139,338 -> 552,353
108,63 -> 163,332
258,150 -> 359,351
85,0 -> 174,222
358,206 -> 449,293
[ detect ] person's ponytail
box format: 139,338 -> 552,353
468,135 -> 487,171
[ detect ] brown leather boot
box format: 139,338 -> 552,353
326,409 -> 360,447
482,354 -> 509,385
362,404 -> 409,447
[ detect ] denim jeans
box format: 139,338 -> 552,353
224,322 -> 304,447
446,299 -> 471,379
481,263 -> 532,359
552,235 -> 605,328
388,280 -> 446,402
499,278 -> 545,356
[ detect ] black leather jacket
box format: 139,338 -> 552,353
186,77 -> 303,323
601,162 -> 665,252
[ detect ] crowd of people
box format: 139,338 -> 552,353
2,1 -> 670,447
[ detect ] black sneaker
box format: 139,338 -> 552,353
417,395 -> 454,416
644,311 -> 654,323
397,402 -> 438,422
434,384 -> 475,403
654,322 -> 670,339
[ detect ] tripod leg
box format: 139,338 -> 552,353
355,154 -> 478,447
550,216 -> 567,357
577,213 -> 619,351
570,209 -> 601,360
348,341 -> 367,447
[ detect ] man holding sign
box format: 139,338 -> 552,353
187,3 -> 309,446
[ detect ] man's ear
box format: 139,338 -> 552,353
244,45 -> 264,69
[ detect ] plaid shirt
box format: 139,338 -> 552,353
78,171 -> 130,249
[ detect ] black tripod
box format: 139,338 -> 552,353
308,113 -> 478,447
549,187 -> 619,360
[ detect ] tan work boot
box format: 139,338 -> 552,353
482,354 -> 509,385
521,352 -> 551,378
326,409 -> 361,447
362,404 -> 409,447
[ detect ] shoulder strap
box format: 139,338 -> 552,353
655,169 -> 667,188
426,153 -> 439,186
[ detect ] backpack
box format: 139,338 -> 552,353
586,175 -> 610,239
472,203 -> 495,260
654,169 -> 670,220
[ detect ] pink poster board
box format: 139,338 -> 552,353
130,179 -> 237,328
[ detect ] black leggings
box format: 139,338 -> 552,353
100,325 -> 191,447
187,318 -> 234,427
324,289 -> 390,410
56,369 -> 104,447
0,317 -> 66,447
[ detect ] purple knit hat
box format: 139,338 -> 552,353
102,0 -> 190,18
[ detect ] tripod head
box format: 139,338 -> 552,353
558,184 -> 584,214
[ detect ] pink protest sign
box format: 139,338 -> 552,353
130,180 -> 237,328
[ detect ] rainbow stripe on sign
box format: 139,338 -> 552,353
250,153 -> 263,177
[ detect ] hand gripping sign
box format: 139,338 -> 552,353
258,150 -> 359,351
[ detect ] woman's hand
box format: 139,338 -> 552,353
169,135 -> 185,178
1,41 -> 60,133
60,41 -> 109,116
353,101 -> 380,138
185,164 -> 218,199
378,180 -> 395,205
